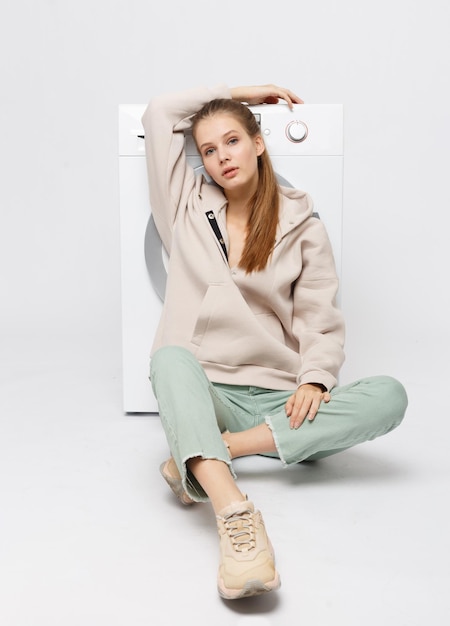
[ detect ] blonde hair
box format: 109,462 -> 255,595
192,99 -> 280,273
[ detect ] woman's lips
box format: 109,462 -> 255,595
223,167 -> 238,179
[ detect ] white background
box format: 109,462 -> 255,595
1,1 -> 449,624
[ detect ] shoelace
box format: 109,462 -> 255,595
223,509 -> 256,553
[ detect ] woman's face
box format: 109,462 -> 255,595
194,113 -> 265,197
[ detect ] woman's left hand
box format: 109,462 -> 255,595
285,384 -> 331,430
230,84 -> 304,110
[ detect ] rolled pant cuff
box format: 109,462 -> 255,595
265,415 -> 288,467
182,453 -> 237,503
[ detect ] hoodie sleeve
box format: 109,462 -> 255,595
141,84 -> 231,253
292,217 -> 345,391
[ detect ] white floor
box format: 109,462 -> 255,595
1,334 -> 449,626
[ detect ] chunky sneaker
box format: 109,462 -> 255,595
159,457 -> 194,506
216,500 -> 281,599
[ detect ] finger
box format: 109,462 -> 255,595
285,394 -> 295,416
278,88 -> 304,109
290,409 -> 308,429
261,86 -> 303,109
306,396 -> 322,422
289,397 -> 310,429
288,90 -> 304,105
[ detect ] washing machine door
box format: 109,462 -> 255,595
144,166 -> 299,301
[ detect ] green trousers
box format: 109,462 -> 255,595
150,346 -> 408,502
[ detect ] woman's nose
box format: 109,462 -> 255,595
218,150 -> 229,163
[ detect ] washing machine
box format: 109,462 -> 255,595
118,102 -> 343,413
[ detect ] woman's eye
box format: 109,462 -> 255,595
228,137 -> 238,145
204,147 -> 214,156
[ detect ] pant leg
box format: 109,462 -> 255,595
149,346 -> 234,502
264,376 -> 408,465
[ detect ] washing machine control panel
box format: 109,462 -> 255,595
249,103 -> 342,156
262,121 -> 308,143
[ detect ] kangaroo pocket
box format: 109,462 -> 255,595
190,283 -> 300,373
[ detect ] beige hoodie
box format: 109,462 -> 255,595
142,85 -> 345,392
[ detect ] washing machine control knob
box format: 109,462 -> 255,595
286,120 -> 308,143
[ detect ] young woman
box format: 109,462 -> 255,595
141,84 -> 408,600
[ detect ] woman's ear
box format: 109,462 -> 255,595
255,135 -> 265,156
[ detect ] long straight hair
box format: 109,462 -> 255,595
191,99 -> 280,273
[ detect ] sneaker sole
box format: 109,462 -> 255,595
218,573 -> 281,600
159,460 -> 194,506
